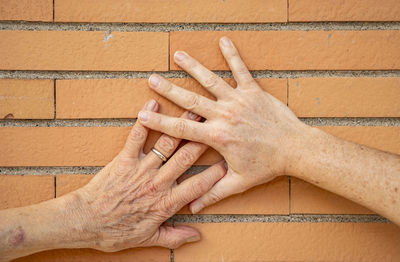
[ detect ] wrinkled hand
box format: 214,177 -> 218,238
69,100 -> 226,252
138,37 -> 312,213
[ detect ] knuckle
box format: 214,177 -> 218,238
183,93 -> 200,111
164,82 -> 174,93
191,177 -> 209,196
174,119 -> 187,136
157,135 -> 176,154
128,126 -> 146,142
144,180 -> 159,195
209,128 -> 232,146
203,74 -> 219,89
174,148 -> 197,169
207,191 -> 222,204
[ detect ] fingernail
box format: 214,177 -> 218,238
190,202 -> 204,214
138,111 -> 149,122
188,111 -> 198,120
146,99 -> 157,111
220,37 -> 232,47
174,51 -> 187,62
186,235 -> 201,243
149,75 -> 161,88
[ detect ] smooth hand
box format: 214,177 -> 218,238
138,37 -> 312,213
69,100 -> 226,251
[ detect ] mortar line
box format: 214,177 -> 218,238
288,176 -> 292,214
0,118 -> 399,127
52,0 -> 55,22
172,214 -> 390,223
1,21 -> 400,32
54,175 -> 57,198
53,80 -> 56,119
287,0 -> 290,23
1,70 -> 400,80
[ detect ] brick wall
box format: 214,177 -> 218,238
1,0 -> 400,261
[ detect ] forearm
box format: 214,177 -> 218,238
0,192 -> 94,261
289,127 -> 400,224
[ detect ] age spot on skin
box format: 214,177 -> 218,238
395,187 -> 398,193
8,226 -> 25,247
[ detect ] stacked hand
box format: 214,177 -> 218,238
138,37 -> 312,213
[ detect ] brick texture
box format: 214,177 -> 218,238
0,31 -> 168,71
56,174 -> 94,197
174,223 -> 400,261
0,79 -> 54,119
179,177 -> 289,214
170,31 -> 400,71
55,0 -> 287,23
0,0 -> 52,22
14,247 -> 169,262
0,126 -> 398,167
0,175 -> 54,210
291,178 -> 374,214
288,78 -> 400,117
56,78 -> 287,119
289,0 -> 400,22
56,175 -> 289,214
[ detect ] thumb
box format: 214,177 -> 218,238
152,225 -> 201,249
189,169 -> 244,214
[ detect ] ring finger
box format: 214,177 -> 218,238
143,110 -> 201,168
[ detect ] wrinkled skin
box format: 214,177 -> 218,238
138,37 -> 312,213
72,100 -> 227,252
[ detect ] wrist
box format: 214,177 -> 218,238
284,124 -> 326,179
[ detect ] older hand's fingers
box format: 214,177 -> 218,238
170,161 -> 227,210
189,169 -> 244,214
120,100 -> 159,159
149,225 -> 200,249
173,51 -> 235,99
143,111 -> 201,167
219,37 -> 257,88
148,74 -> 218,119
138,111 -> 209,144
155,142 -> 208,186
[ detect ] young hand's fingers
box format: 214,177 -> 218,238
173,51 -> 235,99
148,74 -> 218,119
120,100 -> 158,159
189,169 -> 244,214
155,142 -> 208,187
143,111 -> 201,168
138,111 -> 209,144
147,225 -> 200,249
169,161 -> 227,210
219,37 -> 257,89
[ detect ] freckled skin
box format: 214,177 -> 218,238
0,102 -> 227,261
138,37 -> 400,223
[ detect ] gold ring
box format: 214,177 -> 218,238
151,148 -> 167,162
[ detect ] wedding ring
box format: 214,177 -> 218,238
151,148 -> 167,162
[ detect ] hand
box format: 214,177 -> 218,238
68,100 -> 227,252
137,37 -> 313,213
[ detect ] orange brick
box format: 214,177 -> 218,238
0,126 -> 398,167
56,78 -> 287,119
289,0 -> 400,22
0,79 -> 54,119
15,247 -> 169,262
170,31 -> 400,71
0,0 -> 52,22
291,178 -> 373,214
174,223 -> 400,261
0,31 -> 168,71
56,175 -> 288,214
179,177 -> 289,214
0,175 -> 54,210
56,174 -> 94,197
55,0 -> 287,23
289,78 -> 400,117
